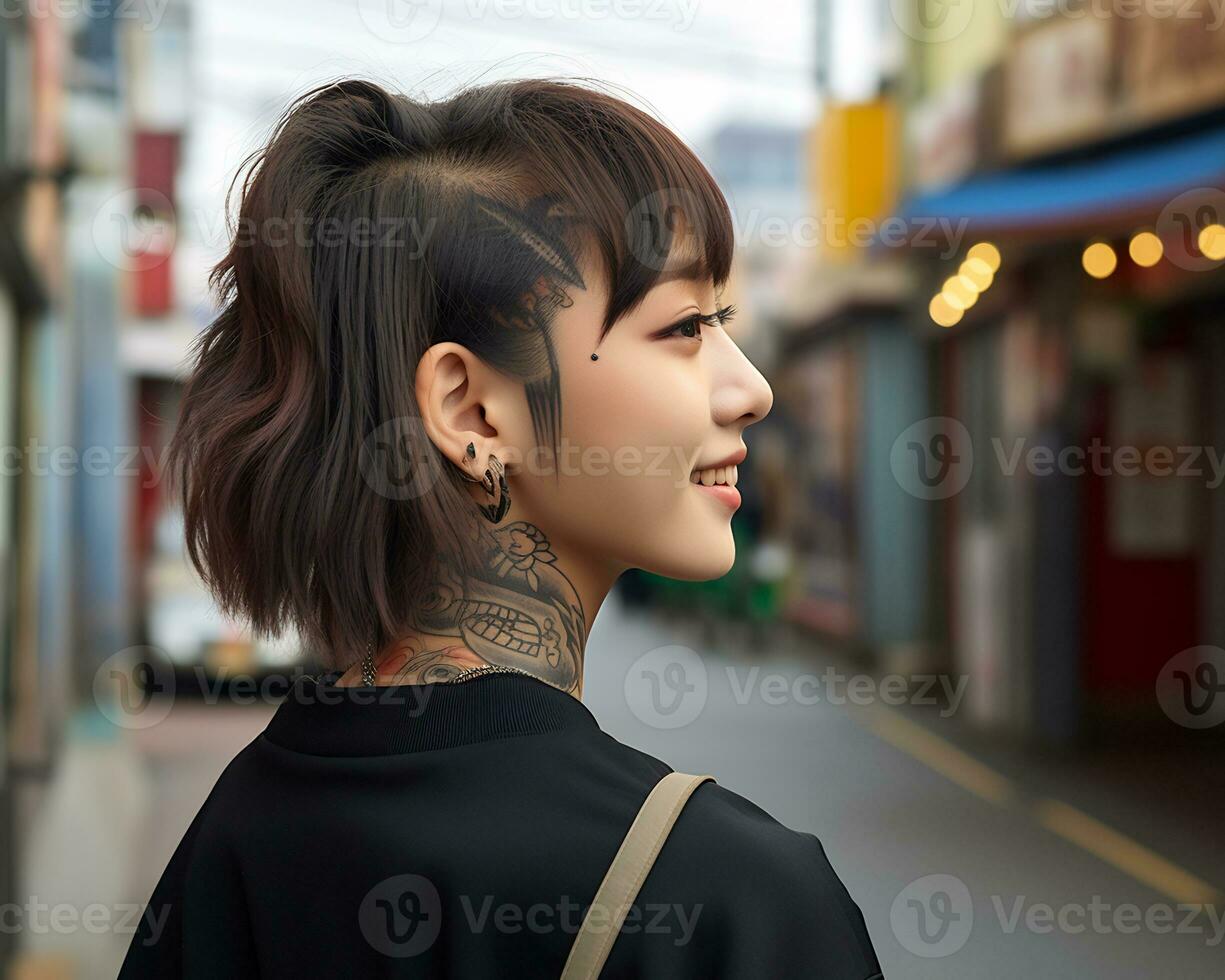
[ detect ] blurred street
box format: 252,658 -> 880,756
7,1 -> 1225,976
21,590 -> 1222,979
591,594 -> 1225,979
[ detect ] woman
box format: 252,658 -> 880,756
119,77 -> 883,979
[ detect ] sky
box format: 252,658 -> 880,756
181,0 -> 820,267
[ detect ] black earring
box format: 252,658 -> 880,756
590,353 -> 599,360
477,454 -> 510,524
457,449 -> 510,523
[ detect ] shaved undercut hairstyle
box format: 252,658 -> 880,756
167,76 -> 734,669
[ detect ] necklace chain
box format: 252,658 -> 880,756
326,651 -> 565,693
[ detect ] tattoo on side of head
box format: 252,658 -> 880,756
472,193 -> 588,459
381,196 -> 590,691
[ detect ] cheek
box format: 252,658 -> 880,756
543,356 -> 727,565
565,357 -> 705,488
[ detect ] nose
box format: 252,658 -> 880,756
708,327 -> 773,428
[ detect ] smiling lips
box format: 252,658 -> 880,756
690,463 -> 741,510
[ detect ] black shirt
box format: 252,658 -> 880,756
118,671 -> 883,978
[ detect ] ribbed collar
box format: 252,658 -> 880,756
262,670 -> 599,757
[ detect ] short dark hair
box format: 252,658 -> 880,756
167,76 -> 734,669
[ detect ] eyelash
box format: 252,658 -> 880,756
662,304 -> 738,341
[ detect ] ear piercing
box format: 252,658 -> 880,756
459,444 -> 512,523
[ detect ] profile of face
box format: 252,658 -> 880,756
176,77 -> 777,688
418,249 -> 774,589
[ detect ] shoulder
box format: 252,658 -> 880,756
658,777 -> 866,917
596,738 -> 883,979
589,732 -> 846,889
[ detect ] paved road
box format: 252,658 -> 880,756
584,592 -> 1225,979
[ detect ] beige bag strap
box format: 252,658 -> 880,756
560,771 -> 714,980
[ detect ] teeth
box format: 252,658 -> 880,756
691,464 -> 738,487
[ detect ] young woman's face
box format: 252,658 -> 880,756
506,259 -> 774,581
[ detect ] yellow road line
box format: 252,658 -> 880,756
1033,799 -> 1222,906
858,704 -> 1016,806
854,704 -> 1222,905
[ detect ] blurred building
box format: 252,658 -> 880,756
782,0 -> 1225,746
768,2 -> 933,680
1,2 -> 195,975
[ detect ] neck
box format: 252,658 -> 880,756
337,518 -> 621,699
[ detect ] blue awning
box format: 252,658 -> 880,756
891,122 -> 1225,238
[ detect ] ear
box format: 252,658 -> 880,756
415,343 -> 523,473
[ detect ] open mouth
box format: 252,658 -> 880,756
690,464 -> 738,488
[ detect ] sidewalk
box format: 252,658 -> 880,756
11,700 -> 275,980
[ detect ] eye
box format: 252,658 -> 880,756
665,315 -> 704,341
659,305 -> 736,343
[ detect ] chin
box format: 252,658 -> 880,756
639,526 -> 737,581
